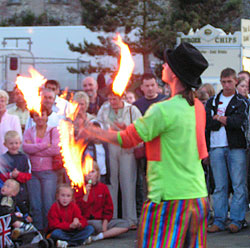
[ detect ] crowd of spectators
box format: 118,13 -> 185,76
0,74 -> 170,246
1,67 -> 250,246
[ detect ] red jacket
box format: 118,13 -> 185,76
48,201 -> 88,231
76,182 -> 113,222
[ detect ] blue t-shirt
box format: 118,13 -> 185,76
133,94 -> 166,115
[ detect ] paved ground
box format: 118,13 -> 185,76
79,229 -> 250,248
20,214 -> 250,247
79,212 -> 250,248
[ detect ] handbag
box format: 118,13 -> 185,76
129,106 -> 146,159
49,128 -> 64,171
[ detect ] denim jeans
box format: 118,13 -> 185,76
209,147 -> 247,229
27,170 -> 57,230
50,226 -> 94,246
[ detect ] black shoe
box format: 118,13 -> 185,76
242,219 -> 248,229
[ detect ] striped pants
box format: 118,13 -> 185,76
137,198 -> 208,248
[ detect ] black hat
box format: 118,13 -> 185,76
164,42 -> 208,88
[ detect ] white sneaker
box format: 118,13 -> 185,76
83,236 -> 92,245
56,240 -> 68,248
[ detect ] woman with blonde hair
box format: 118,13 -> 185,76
198,83 -> 215,97
73,91 -> 95,138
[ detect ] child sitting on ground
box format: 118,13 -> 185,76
0,179 -> 38,239
47,184 -> 94,248
76,161 -> 129,242
0,131 -> 31,212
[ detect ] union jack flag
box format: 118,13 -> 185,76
0,214 -> 13,248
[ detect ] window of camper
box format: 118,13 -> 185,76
10,57 -> 18,71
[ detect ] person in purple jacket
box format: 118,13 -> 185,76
22,105 -> 61,233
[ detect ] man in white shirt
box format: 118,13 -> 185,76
206,68 -> 249,233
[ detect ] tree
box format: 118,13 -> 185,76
169,0 -> 241,33
153,0 -> 242,77
67,0 -> 169,75
67,0 -> 242,77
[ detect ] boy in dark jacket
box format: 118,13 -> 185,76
0,130 -> 31,211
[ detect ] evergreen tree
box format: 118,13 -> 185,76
67,0 -> 242,77
67,0 -> 169,75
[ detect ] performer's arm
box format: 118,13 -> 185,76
81,126 -> 120,146
81,123 -> 143,148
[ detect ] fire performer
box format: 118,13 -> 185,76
80,42 -> 209,247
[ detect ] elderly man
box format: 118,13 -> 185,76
82,77 -> 106,115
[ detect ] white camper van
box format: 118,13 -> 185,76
0,26 -> 144,92
0,26 -> 101,91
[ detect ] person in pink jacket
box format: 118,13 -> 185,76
23,105 -> 61,232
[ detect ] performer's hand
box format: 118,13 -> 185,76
102,219 -> 108,232
25,140 -> 32,144
78,123 -> 105,142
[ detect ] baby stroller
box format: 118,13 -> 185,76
0,214 -> 47,248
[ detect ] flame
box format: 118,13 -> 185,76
58,118 -> 88,191
56,88 -> 79,120
57,97 -> 91,193
82,154 -> 93,177
15,68 -> 47,115
15,68 -> 91,192
112,34 -> 135,96
59,88 -> 68,100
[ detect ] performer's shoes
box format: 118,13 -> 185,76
207,224 -> 222,233
228,223 -> 240,233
